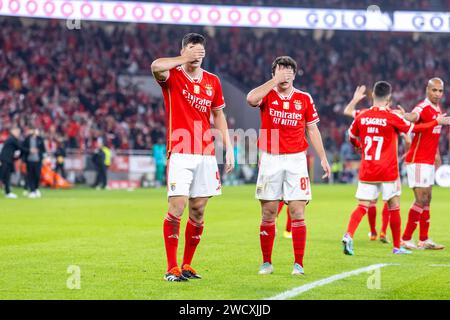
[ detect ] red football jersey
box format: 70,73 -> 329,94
257,88 -> 319,154
405,99 -> 442,165
349,107 -> 414,182
156,66 -> 225,155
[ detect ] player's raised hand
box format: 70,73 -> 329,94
321,158 -> 331,179
352,85 -> 366,102
273,65 -> 294,85
392,104 -> 406,116
182,44 -> 205,63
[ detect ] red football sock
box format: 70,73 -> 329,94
380,202 -> 390,235
368,202 -> 377,235
291,219 -> 306,266
402,202 -> 423,241
419,205 -> 430,242
346,204 -> 369,237
260,220 -> 276,264
182,218 -> 204,266
286,208 -> 292,233
388,206 -> 401,249
163,213 -> 181,271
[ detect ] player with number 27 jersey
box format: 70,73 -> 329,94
349,107 -> 414,182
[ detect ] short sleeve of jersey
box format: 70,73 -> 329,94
154,69 -> 174,88
212,77 -> 225,110
391,113 -> 414,135
348,119 -> 359,139
305,94 -> 320,126
416,106 -> 435,122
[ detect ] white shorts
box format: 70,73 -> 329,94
355,179 -> 401,201
256,151 -> 311,201
406,163 -> 435,188
167,153 -> 221,198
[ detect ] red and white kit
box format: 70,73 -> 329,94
255,87 -> 319,201
348,107 -> 415,200
157,66 -> 225,197
405,99 -> 442,188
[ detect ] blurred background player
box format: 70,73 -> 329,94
247,56 -> 331,276
401,78 -> 446,250
151,33 -> 234,282
0,127 -> 24,199
23,128 -> 46,198
342,81 -> 450,255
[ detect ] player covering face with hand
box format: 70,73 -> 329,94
247,56 -> 331,276
151,33 -> 234,282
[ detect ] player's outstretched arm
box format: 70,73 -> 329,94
212,109 -> 234,173
151,45 -> 205,81
395,105 -> 419,122
246,65 -> 293,107
343,85 -> 366,117
306,123 -> 331,179
412,114 -> 450,132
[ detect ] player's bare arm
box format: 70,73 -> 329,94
151,44 -> 205,81
395,105 -> 420,122
343,85 -> 366,117
306,123 -> 331,179
212,109 -> 235,173
246,65 -> 294,107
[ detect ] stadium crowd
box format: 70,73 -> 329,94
0,15 -> 449,167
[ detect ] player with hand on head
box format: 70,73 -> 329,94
400,78 -> 447,250
247,56 -> 331,276
342,81 -> 450,256
151,33 -> 234,282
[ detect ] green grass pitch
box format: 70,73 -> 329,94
0,185 -> 449,300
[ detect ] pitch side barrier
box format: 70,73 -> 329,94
0,1 -> 449,33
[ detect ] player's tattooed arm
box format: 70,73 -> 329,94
212,109 -> 234,173
395,105 -> 419,122
343,85 -> 366,117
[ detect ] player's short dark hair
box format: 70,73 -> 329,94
373,81 -> 392,99
271,56 -> 297,75
181,33 -> 206,48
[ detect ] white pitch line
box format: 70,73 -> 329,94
429,264 -> 450,267
265,263 -> 399,300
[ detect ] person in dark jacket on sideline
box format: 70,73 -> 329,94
0,127 -> 24,198
22,128 -> 46,198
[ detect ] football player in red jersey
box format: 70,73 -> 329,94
401,78 -> 446,250
343,86 -> 410,244
151,33 -> 234,281
247,56 -> 331,276
342,81 -> 450,255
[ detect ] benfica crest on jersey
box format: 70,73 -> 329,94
205,84 -> 213,97
294,100 -> 302,110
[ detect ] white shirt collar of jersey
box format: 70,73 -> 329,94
180,65 -> 203,83
274,87 -> 294,100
